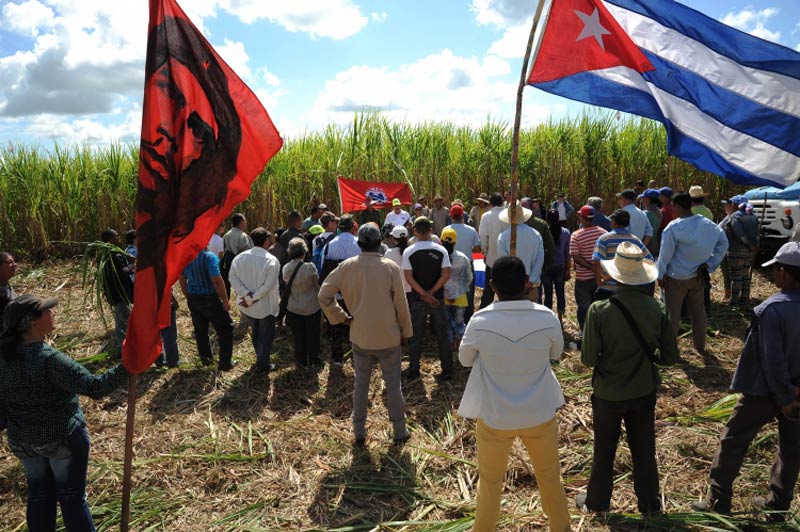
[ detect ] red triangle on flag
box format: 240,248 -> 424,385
528,0 -> 654,84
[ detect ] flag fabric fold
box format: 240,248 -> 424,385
528,0 -> 800,189
123,0 -> 283,373
337,176 -> 413,212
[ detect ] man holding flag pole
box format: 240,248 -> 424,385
119,0 -> 282,528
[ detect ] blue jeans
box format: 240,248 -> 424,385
156,301 -> 179,367
112,301 -> 130,357
445,305 -> 466,344
542,264 -> 566,313
248,314 -> 276,371
574,278 -> 597,333
17,425 -> 95,531
408,299 -> 452,375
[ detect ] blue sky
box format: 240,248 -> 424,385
0,0 -> 798,146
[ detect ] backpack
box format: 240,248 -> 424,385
312,233 -> 336,274
319,242 -> 344,283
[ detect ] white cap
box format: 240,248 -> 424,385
762,241 -> 800,267
390,225 -> 408,238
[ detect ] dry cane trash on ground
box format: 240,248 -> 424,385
0,260 -> 797,531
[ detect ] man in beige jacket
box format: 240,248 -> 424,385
319,223 -> 414,446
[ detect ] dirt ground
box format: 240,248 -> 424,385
0,260 -> 796,531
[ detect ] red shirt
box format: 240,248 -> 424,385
660,203 -> 674,232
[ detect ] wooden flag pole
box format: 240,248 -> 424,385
121,373 -> 138,532
510,0 -> 548,256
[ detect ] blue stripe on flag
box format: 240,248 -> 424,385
605,0 -> 800,78
534,73 -> 780,188
640,51 -> 800,157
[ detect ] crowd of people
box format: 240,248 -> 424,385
1,182 -> 799,530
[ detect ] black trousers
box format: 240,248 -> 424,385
586,391 -> 661,513
187,294 -> 233,366
287,310 -> 322,366
479,265 -> 494,309
708,395 -> 800,511
324,300 -> 349,363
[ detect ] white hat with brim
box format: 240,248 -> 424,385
499,204 -> 532,224
689,185 -> 707,198
601,242 -> 659,286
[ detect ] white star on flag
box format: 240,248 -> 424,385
574,8 -> 611,51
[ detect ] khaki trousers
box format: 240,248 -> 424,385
664,275 -> 706,351
475,418 -> 571,531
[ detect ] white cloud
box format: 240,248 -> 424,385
370,11 -> 387,23
214,39 -> 254,82
721,8 -> 782,43
471,0 -> 531,27
487,24 -> 529,59
23,106 -> 142,145
304,49 -> 561,132
219,0 -> 368,40
1,0 -> 55,37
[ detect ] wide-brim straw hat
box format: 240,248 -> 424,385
601,241 -> 658,286
689,185 -> 707,198
499,204 -> 532,224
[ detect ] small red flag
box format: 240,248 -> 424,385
337,176 -> 413,213
528,0 -> 653,84
123,0 -> 283,373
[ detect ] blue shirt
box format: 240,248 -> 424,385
730,289 -> 800,406
623,203 -> 653,241
553,227 -> 571,268
592,228 -> 653,289
594,212 -> 612,231
324,232 -> 360,262
656,215 -> 728,280
183,250 -> 221,295
497,224 -> 544,284
444,222 -> 481,259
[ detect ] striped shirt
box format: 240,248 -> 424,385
324,232 -> 361,262
183,251 -> 221,295
592,228 -> 653,289
570,226 -> 607,280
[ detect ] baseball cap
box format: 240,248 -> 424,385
2,295 -> 58,338
391,198 -> 401,207
318,203 -> 328,210
449,204 -> 464,218
413,216 -> 432,231
308,224 -> 325,236
441,227 -> 458,244
616,189 -> 638,201
658,187 -> 674,198
357,222 -> 382,244
338,214 -> 355,231
639,188 -> 660,199
578,205 -> 596,218
609,208 -> 630,227
762,241 -> 800,267
414,203 -> 423,210
390,225 -> 408,238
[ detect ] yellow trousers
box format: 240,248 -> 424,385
474,417 -> 571,531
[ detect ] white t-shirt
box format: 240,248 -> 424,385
208,233 -> 224,256
385,247 -> 411,293
385,210 -> 410,227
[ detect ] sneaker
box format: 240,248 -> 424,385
753,496 -> 787,523
575,493 -> 607,514
199,357 -> 213,367
252,363 -> 277,374
691,498 -> 731,515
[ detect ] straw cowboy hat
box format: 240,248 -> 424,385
601,241 -> 658,286
689,185 -> 707,198
499,203 -> 532,224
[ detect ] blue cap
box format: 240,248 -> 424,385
658,187 -> 674,198
730,194 -> 748,206
639,188 -> 660,199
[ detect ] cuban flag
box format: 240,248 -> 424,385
528,0 -> 800,189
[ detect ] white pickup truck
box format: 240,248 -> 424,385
744,181 -> 800,255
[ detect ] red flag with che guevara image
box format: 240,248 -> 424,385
123,0 -> 283,373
